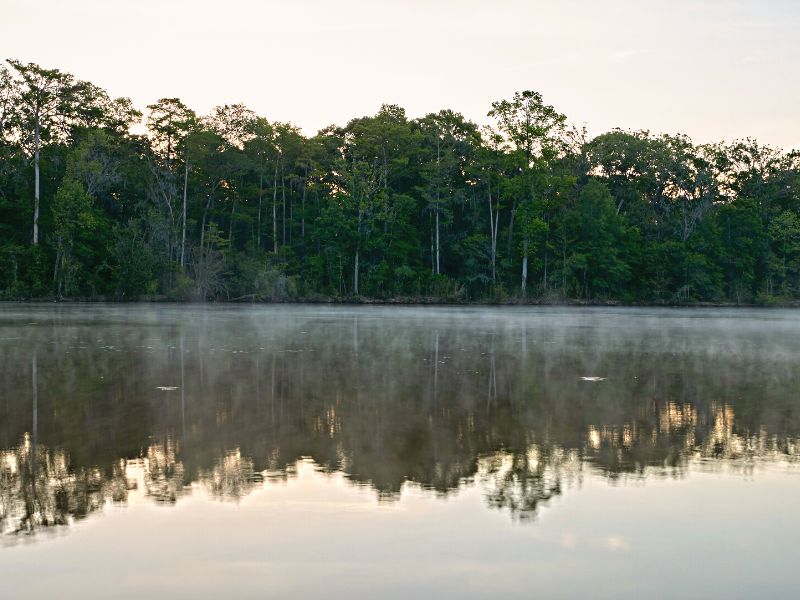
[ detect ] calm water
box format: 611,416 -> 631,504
1,304 -> 798,599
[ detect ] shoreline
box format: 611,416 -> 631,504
2,297 -> 799,309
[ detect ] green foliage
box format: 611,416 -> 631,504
108,222 -> 161,300
0,243 -> 49,298
52,177 -> 96,297
2,59 -> 800,304
768,210 -> 800,297
716,198 -> 764,303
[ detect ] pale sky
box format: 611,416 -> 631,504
3,0 -> 799,148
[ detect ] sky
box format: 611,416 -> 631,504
2,0 -> 799,148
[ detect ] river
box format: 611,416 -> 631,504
1,304 -> 798,598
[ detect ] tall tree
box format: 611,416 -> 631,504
418,110 -> 480,277
6,60 -> 83,245
242,117 -> 275,251
488,90 -> 567,293
146,98 -> 197,266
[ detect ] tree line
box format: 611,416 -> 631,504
1,59 -> 799,303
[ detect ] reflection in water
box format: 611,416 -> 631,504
0,305 -> 799,536
200,449 -> 261,499
0,435 -> 129,535
143,438 -> 186,503
480,446 -> 582,520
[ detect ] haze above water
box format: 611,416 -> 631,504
1,304 -> 798,599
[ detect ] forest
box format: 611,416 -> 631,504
1,59 -> 799,304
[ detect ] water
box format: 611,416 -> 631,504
1,304 -> 798,599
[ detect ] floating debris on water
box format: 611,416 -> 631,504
156,386 -> 179,391
580,377 -> 607,382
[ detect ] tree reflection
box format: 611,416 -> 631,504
481,446 -> 582,521
200,449 -> 260,499
0,435 -> 129,535
1,306 -> 799,535
142,439 -> 187,503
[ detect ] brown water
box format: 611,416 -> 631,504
1,304 -> 798,599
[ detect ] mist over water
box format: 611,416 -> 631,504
1,304 -> 799,598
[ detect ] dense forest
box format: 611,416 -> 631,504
1,59 -> 799,303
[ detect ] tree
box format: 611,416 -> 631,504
418,110 -> 480,277
72,81 -> 142,134
2,56 -> 800,305
146,98 -> 196,166
717,198 -> 763,303
146,98 -> 197,267
768,210 -> 800,296
0,64 -> 18,138
51,130 -> 131,297
559,180 -> 630,299
488,91 -> 567,292
338,151 -> 383,296
6,60 -> 84,245
52,178 -> 96,297
472,128 -> 507,288
242,117 -> 275,251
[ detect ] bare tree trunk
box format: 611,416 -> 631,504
338,256 -> 343,295
488,187 -> 499,285
272,161 -> 278,253
200,195 -> 213,249
53,241 -> 61,287
493,210 -> 499,284
257,167 -> 263,250
353,247 -> 359,296
430,214 -> 434,275
281,163 -> 286,246
181,159 -> 189,268
507,200 -> 518,257
435,206 -> 440,276
301,167 -> 307,239
33,118 -> 40,245
521,237 -> 529,293
543,246 -> 548,290
435,138 -> 441,275
229,197 -> 237,246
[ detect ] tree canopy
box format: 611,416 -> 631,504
2,58 -> 799,304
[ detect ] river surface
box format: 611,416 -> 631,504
0,304 -> 798,599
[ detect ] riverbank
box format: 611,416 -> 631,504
3,295 -> 800,308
